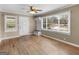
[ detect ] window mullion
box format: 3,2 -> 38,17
68,11 -> 70,33
46,17 -> 48,30
41,17 -> 43,30
58,18 -> 60,31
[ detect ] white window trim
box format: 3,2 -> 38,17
4,15 -> 18,32
41,11 -> 71,35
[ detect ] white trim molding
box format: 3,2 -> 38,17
42,34 -> 79,48
0,33 -> 32,41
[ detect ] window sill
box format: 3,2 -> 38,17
42,29 -> 70,35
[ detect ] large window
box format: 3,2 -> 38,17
41,11 -> 70,34
4,15 -> 18,32
47,16 -> 59,30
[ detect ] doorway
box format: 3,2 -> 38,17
19,16 -> 30,36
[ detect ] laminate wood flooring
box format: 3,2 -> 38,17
0,35 -> 79,55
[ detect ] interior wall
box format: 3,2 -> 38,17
0,13 -> 2,37
41,5 -> 79,45
0,12 -> 35,38
36,17 -> 42,30
29,17 -> 36,33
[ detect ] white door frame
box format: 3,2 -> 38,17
19,16 -> 30,36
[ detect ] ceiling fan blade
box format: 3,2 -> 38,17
35,11 -> 38,13
37,9 -> 42,11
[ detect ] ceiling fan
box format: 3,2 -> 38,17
27,6 -> 42,14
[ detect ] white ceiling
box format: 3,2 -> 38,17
0,4 -> 74,16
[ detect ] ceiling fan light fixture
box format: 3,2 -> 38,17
30,11 -> 36,14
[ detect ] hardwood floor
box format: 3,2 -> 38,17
0,35 -> 79,55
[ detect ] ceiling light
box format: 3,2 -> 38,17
30,11 -> 35,14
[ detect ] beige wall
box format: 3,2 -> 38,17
41,5 -> 79,45
0,13 -> 2,37
29,17 -> 36,34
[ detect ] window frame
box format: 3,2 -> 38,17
41,11 -> 71,35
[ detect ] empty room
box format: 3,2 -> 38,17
0,4 -> 79,55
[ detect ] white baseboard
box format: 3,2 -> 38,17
42,34 -> 79,48
0,34 -> 32,40
0,35 -> 22,40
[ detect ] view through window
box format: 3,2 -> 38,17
41,11 -> 70,34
